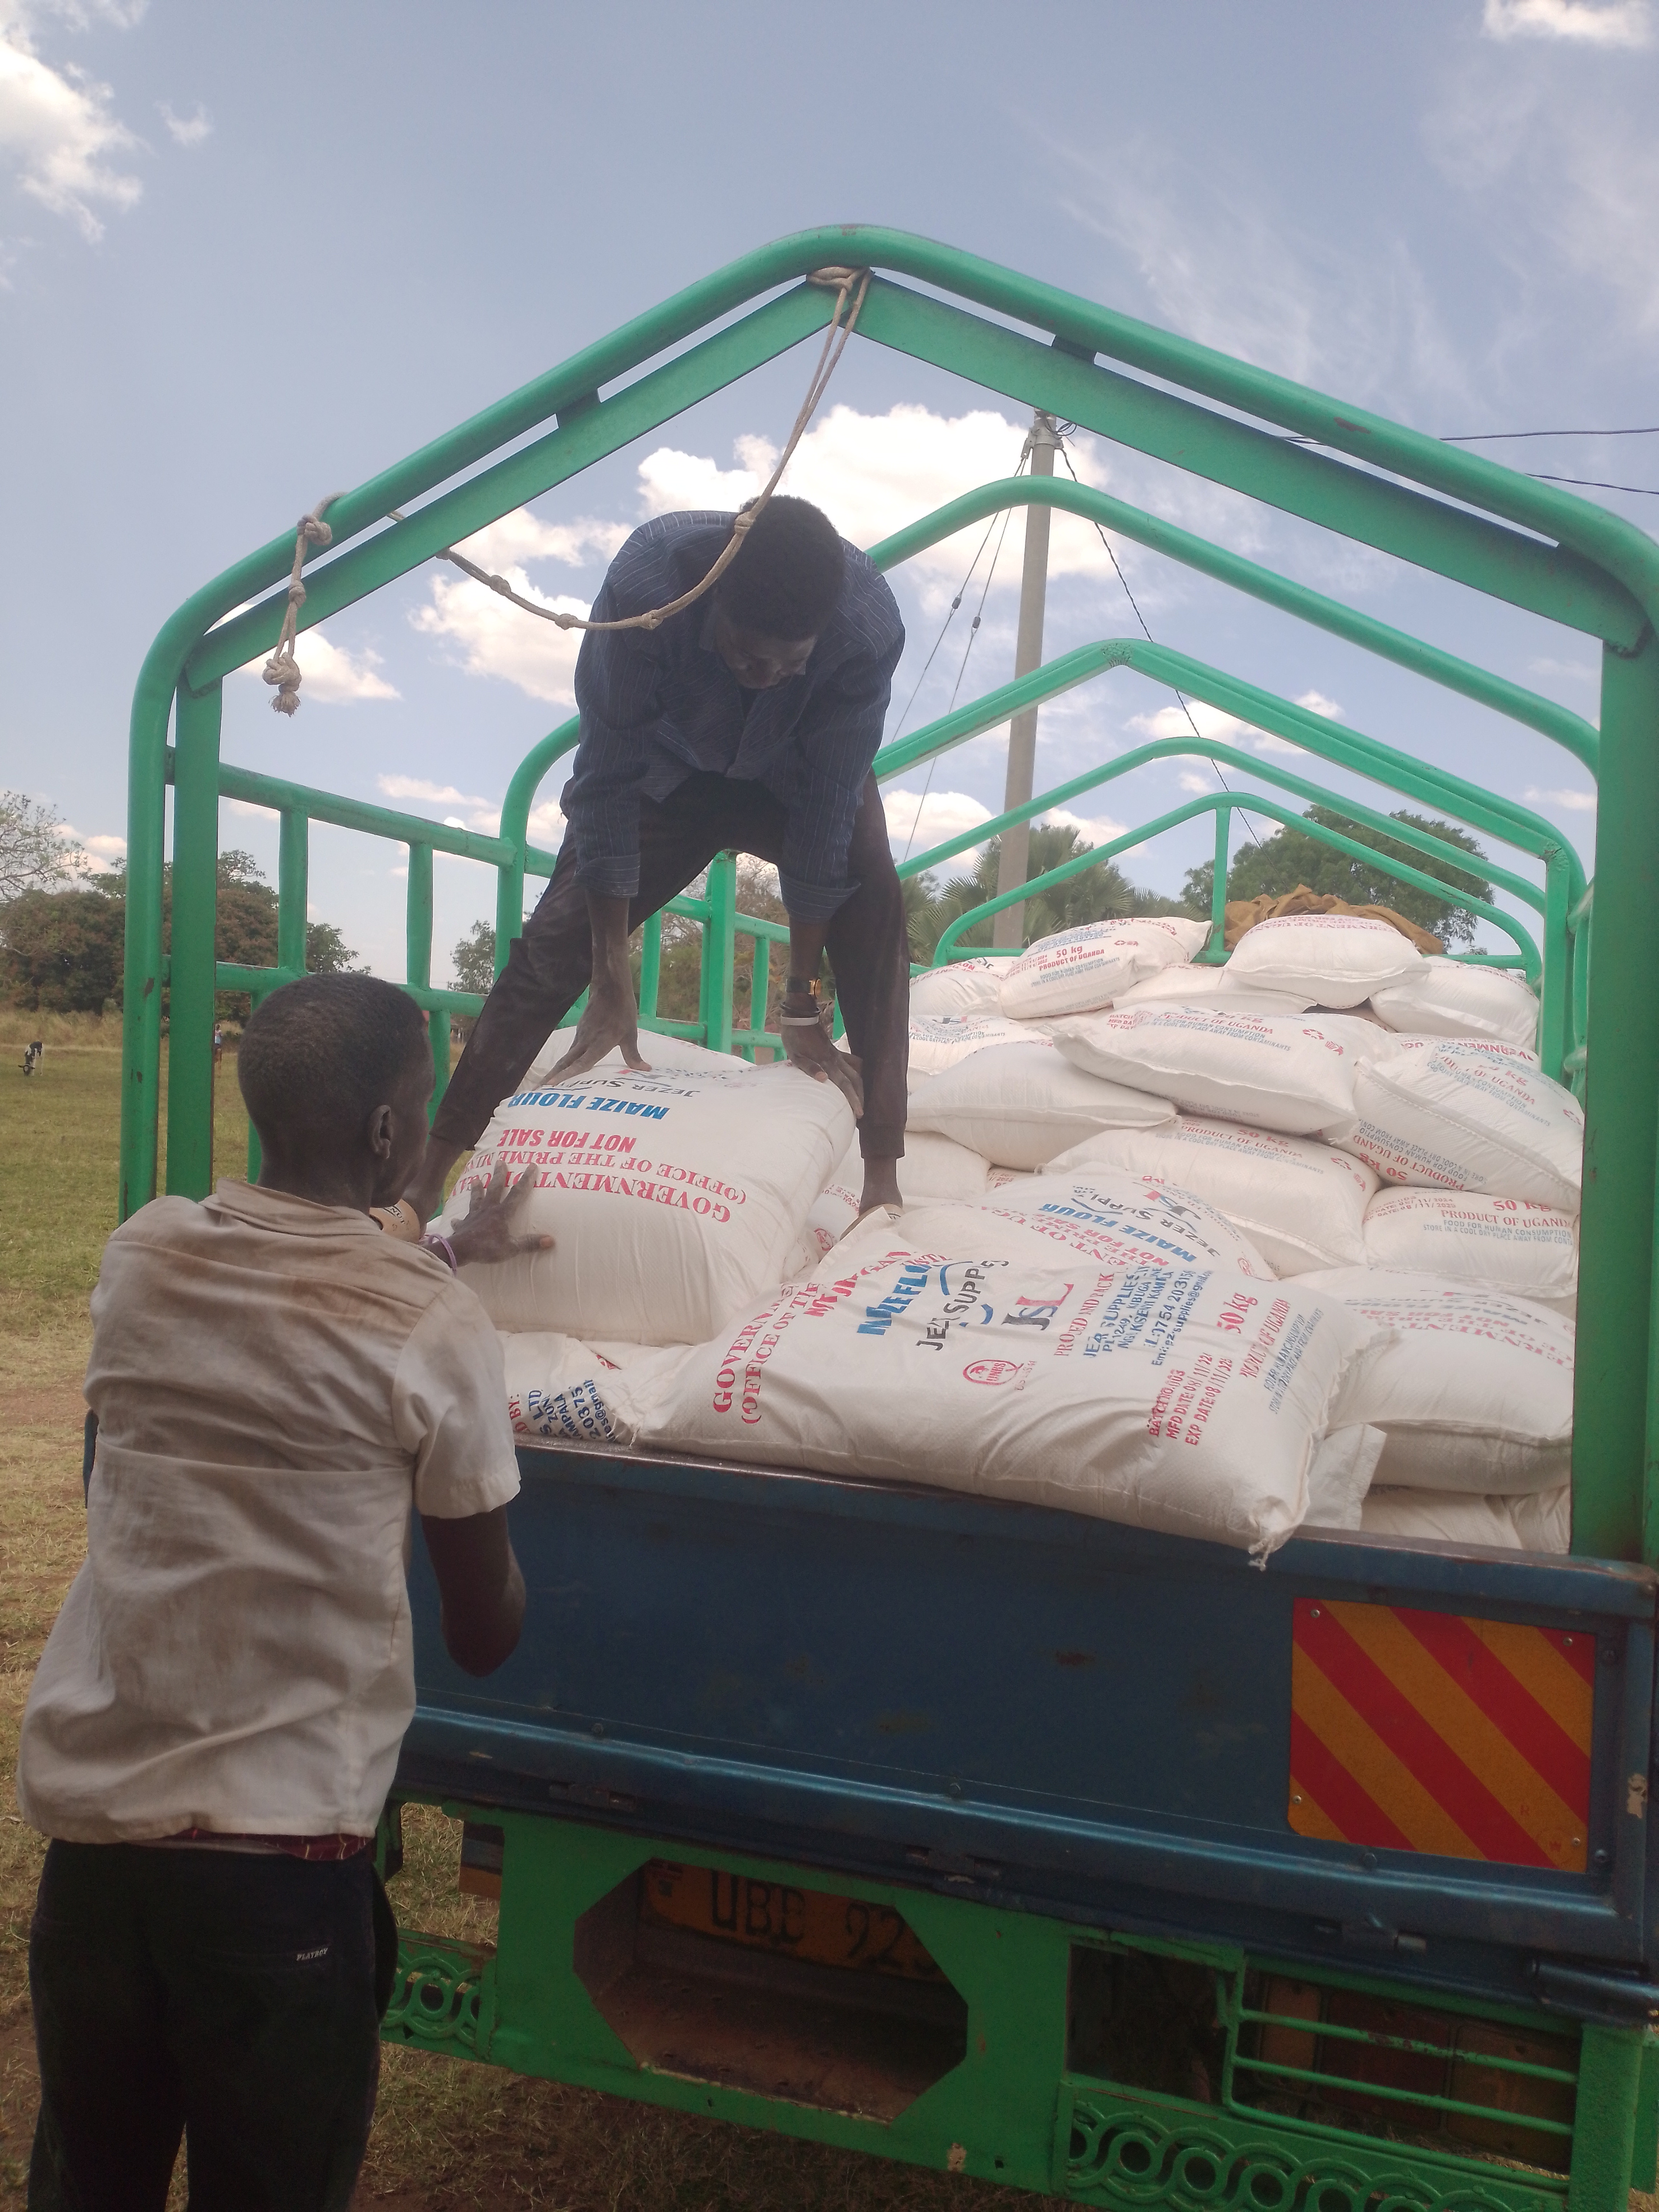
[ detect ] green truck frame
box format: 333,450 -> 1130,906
120,228 -> 1659,2208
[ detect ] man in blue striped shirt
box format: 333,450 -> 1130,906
404,497 -> 910,1222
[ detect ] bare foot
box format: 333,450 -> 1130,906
858,1157 -> 902,1216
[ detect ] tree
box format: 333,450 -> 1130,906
0,790 -> 86,902
909,823 -> 1187,959
451,920 -> 497,996
304,922 -> 361,975
2,850 -> 361,1016
1208,806 -> 1492,946
0,886 -> 125,1011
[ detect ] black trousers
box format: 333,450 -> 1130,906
28,1841 -> 390,2212
432,770 -> 911,1160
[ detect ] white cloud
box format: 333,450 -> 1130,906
373,772 -> 567,853
378,774 -> 498,835
1482,0 -> 1652,42
637,443 -> 765,515
882,786 -> 1126,867
1129,688 -> 1336,758
0,2 -> 143,239
1178,770 -> 1216,794
235,628 -> 398,703
60,822 -> 123,870
1053,141 -> 1474,415
411,570 -> 586,703
451,509 -> 628,574
158,99 -> 209,146
883,786 -> 994,858
1043,806 -> 1129,847
1530,655 -> 1599,685
1130,701 -> 1247,745
1428,26 -> 1659,333
637,405 -> 1126,587
1525,784 -> 1599,810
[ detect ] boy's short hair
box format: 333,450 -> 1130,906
715,495 -> 845,639
239,974 -> 428,1145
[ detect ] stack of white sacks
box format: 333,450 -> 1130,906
442,907 -> 1579,1561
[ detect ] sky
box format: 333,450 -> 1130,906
2,0 -> 1657,984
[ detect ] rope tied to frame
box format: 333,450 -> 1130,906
427,265 -> 871,637
262,495 -> 342,715
263,268 -> 869,714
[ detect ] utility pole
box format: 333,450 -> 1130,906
993,411 -> 1059,948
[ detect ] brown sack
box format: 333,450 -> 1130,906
1222,886 -> 1442,957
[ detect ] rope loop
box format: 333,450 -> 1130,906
262,494 -> 341,716
424,266 -> 871,642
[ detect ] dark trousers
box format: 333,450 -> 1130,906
28,1841 -> 390,2212
432,769 -> 911,1159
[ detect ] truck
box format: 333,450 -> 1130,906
121,226 -> 1659,2211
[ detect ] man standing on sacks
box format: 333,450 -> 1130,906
397,496 -> 909,1226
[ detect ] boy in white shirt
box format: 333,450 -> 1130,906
18,973 -> 540,2210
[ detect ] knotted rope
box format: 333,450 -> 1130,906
264,268 -> 871,713
428,265 -> 871,636
262,495 -> 342,715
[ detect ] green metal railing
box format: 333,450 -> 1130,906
125,225 -> 1657,1571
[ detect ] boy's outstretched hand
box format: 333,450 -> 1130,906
445,1162 -> 553,1268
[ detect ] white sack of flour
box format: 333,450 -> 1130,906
907,1012 -> 1029,1083
609,1243 -> 1386,1556
499,1331 -> 641,1446
1362,1189 -> 1577,1317
1370,957 -> 1539,1055
443,1060 -> 853,1344
907,1038 -> 1175,1169
525,1029 -> 753,1084
998,917 -> 1210,1021
1047,1116 -> 1377,1274
832,1130 -> 991,1205
1329,1038 -> 1583,1211
1307,1267 -> 1575,1494
1051,1007 -> 1386,1137
1226,912 -> 1424,1009
909,957 -> 1008,1020
1113,965 -> 1314,1017
823,1169 -> 1276,1288
1359,1485 -> 1570,1554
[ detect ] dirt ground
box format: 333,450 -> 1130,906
0,1029 -> 1051,2209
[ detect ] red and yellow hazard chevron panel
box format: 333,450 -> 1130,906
1288,1598 -> 1594,1870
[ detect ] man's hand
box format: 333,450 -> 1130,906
548,891 -> 651,1081
446,1161 -> 554,1269
782,1015 -> 865,1117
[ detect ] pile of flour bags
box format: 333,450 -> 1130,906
438,908 -> 1581,1563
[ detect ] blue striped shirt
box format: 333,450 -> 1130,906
564,513 -> 905,922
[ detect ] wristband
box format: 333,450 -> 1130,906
779,1012 -> 825,1028
420,1234 -> 458,1273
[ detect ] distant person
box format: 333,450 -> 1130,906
212,1023 -> 224,1068
17,973 -> 547,2210
395,496 -> 909,1231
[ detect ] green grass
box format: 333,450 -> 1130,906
0,1032 -> 1057,2209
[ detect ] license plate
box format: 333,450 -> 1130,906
641,1859 -> 946,1983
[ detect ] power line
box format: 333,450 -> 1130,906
1440,426 -> 1659,441
1050,428 -> 1269,854
1279,427 -> 1657,496
899,451 -> 1024,865
1525,474 -> 1659,497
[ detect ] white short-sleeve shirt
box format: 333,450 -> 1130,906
16,1180 -> 522,1844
